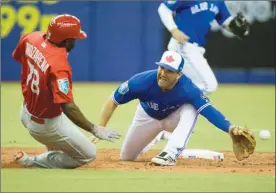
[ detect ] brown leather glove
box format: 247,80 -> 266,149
229,125 -> 256,161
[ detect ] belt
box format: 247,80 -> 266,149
31,116 -> 45,124
24,104 -> 45,124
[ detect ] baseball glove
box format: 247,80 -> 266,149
229,12 -> 251,40
229,125 -> 256,161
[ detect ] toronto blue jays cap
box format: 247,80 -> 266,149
155,50 -> 185,73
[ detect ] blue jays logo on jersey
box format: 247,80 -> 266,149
57,78 -> 69,95
118,81 -> 129,95
147,102 -> 159,111
190,2 -> 218,15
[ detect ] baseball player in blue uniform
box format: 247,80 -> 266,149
158,0 -> 250,93
155,0 -> 251,141
97,51 -> 256,166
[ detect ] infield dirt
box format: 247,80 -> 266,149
1,148 -> 275,174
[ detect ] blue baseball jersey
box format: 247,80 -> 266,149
112,70 -> 210,120
163,1 -> 231,46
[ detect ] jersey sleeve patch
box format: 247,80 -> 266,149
118,81 -> 129,95
200,93 -> 210,103
57,78 -> 69,94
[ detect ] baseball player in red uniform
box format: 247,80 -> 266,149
12,14 -> 121,169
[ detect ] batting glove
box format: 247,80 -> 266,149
91,125 -> 121,143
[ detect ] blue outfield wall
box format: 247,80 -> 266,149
215,69 -> 275,84
1,1 -> 275,84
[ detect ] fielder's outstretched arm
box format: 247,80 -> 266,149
191,91 -> 256,161
187,84 -> 232,133
99,97 -> 118,127
197,104 -> 232,133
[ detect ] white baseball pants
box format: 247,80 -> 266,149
19,104 -> 96,169
120,103 -> 198,161
168,37 -> 218,94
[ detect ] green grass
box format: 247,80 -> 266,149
1,169 -> 275,192
1,83 -> 275,151
1,83 -> 275,192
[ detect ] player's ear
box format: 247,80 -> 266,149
176,72 -> 183,79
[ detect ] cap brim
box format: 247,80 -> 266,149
156,62 -> 178,72
76,30 -> 87,39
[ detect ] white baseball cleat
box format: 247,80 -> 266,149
151,151 -> 176,166
14,151 -> 34,167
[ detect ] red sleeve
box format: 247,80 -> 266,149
50,71 -> 74,104
12,34 -> 29,64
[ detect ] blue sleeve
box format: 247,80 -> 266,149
185,82 -> 211,112
215,2 -> 232,25
163,0 -> 187,11
200,105 -> 231,133
186,82 -> 231,133
112,80 -> 137,105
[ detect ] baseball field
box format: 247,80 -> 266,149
1,82 -> 275,192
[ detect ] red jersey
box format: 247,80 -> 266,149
12,31 -> 74,118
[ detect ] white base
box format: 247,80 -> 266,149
181,149 -> 224,160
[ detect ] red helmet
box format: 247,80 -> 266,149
46,14 -> 87,44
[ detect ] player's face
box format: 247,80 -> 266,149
157,66 -> 182,91
65,38 -> 76,52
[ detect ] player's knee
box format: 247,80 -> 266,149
86,151 -> 96,163
79,152 -> 96,165
86,148 -> 97,162
120,152 -> 134,161
120,150 -> 138,161
78,146 -> 96,164
83,156 -> 96,164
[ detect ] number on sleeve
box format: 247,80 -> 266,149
26,60 -> 40,95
